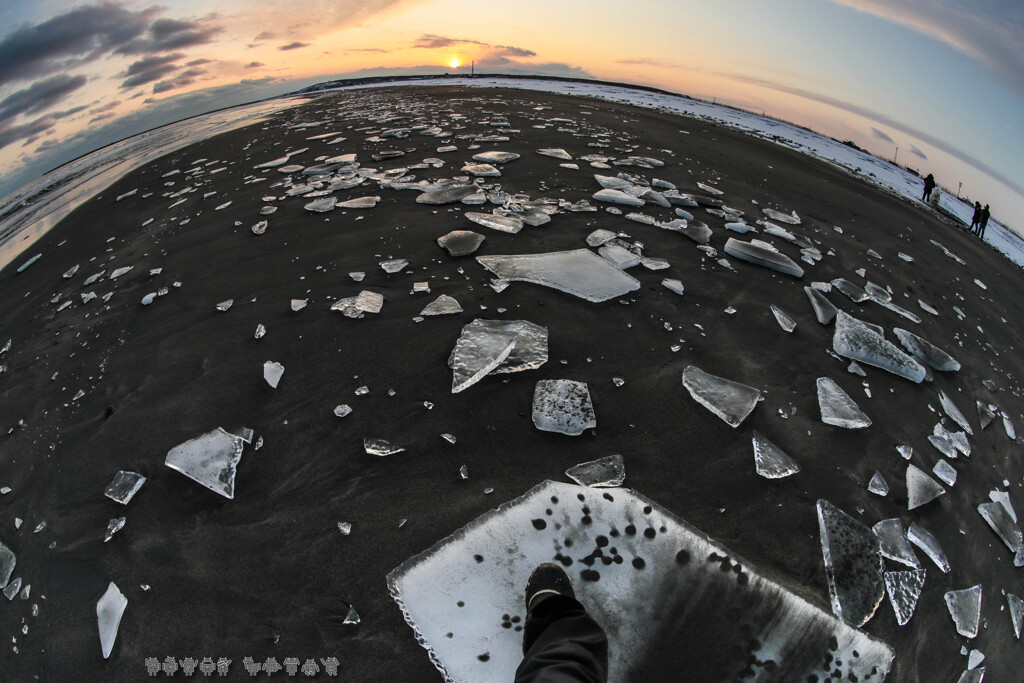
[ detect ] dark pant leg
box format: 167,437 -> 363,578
514,594 -> 608,683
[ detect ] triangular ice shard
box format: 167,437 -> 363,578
165,428 -> 245,499
723,238 -> 804,277
939,391 -> 973,435
907,522 -> 950,572
868,472 -> 889,496
1008,594 -> 1023,639
884,569 -> 925,626
977,401 -> 996,430
816,377 -> 871,428
977,502 -> 1023,555
833,312 -> 925,383
477,250 -> 641,303
944,585 -> 982,638
97,582 -> 127,659
565,454 -> 625,487
907,464 -> 945,510
872,519 -> 920,568
532,380 -> 596,435
771,305 -> 796,332
751,431 -> 800,478
420,295 -> 463,316
816,500 -> 885,627
893,328 -> 960,372
805,286 -> 839,324
682,366 -> 761,428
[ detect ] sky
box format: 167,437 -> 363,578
0,0 -> 1021,234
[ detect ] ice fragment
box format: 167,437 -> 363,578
0,542 -> 14,589
804,287 -> 839,324
437,231 -> 485,257
884,569 -> 925,626
723,238 -> 803,277
907,464 -> 945,510
215,299 -> 233,311
104,517 -> 126,542
816,499 -> 884,627
833,312 -> 925,382
334,404 -> 352,418
907,522 -> 950,572
751,431 -> 800,478
1008,594 -> 1023,638
868,472 -> 888,496
661,278 -> 684,295
465,212 -> 523,234
421,295 -> 463,316
165,428 -> 246,499
872,519 -> 919,568
264,361 -> 284,388
682,366 -> 761,428
477,250 -> 640,303
532,380 -> 596,436
977,502 -> 1023,556
104,471 -> 146,505
816,377 -> 871,428
565,454 -> 625,487
770,305 -> 796,332
944,585 -> 982,638
939,391 -> 973,434
364,438 -> 405,456
97,582 -> 127,659
380,259 -> 409,273
332,291 -> 384,317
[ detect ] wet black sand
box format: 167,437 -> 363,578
0,85 -> 1021,681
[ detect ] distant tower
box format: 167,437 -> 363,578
471,60 -> 475,77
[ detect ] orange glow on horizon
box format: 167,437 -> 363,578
449,56 -> 460,69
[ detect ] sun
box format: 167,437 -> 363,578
449,56 -> 460,69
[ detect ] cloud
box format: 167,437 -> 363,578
279,42 -> 310,51
152,68 -> 206,94
120,53 -> 184,89
50,105 -> 88,120
186,58 -> 213,66
412,34 -> 535,58
115,17 -> 222,55
0,117 -> 55,150
89,112 -> 116,124
910,145 -> 928,159
616,57 -> 680,68
89,101 -> 121,115
246,61 -> 265,69
0,74 -> 88,124
871,127 -> 894,143
254,31 -> 276,41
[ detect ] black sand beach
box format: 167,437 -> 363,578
0,85 -> 1021,681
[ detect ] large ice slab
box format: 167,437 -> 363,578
682,366 -> 761,428
448,319 -> 548,393
817,500 -> 885,627
723,238 -> 804,277
97,582 -> 127,659
816,377 -> 871,428
532,380 -> 596,435
944,585 -> 982,638
477,250 -> 641,303
388,481 -> 893,683
751,431 -> 800,478
893,328 -> 960,372
165,428 -> 246,499
833,312 -> 925,383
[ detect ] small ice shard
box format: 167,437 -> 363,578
751,431 -> 800,478
332,290 -> 384,317
939,391 -> 973,434
816,500 -> 884,627
417,185 -> 479,205
907,522 -> 950,572
104,471 -> 146,505
116,189 -> 137,202
833,312 -> 925,383
944,585 -> 982,638
892,328 -> 960,372
3,577 -> 20,599
354,386 -> 369,396
831,278 -> 870,303
140,293 -> 156,305
462,163 -> 500,176
977,502 -> 1023,555
459,464 -> 469,479
977,401 -> 996,430
593,188 -> 645,206
97,582 -> 127,659
565,454 -> 625,487
472,151 -> 519,164
723,238 -> 804,277
762,207 -> 800,224
957,669 -> 984,683
537,148 -> 572,159
334,404 -> 352,417
73,389 -> 86,401
440,433 -> 456,445
437,230 -> 485,257
532,379 -> 596,435
263,361 -> 284,388
932,460 -> 958,486
380,259 -> 408,273
0,542 -> 14,588
290,299 -> 308,312
254,324 -> 266,339
864,282 -> 891,302
884,569 -> 926,626
252,220 -> 267,235
304,197 -> 337,212
165,428 -> 245,498
342,604 -> 361,625
255,156 -> 289,168
770,305 -> 796,332
661,279 -> 684,295
364,438 -> 405,456
805,286 -> 839,324
109,266 -> 132,279
448,320 -> 547,393
640,257 -> 669,270
682,366 -> 761,428
816,377 -> 871,428
847,361 -> 866,376
1003,412 -> 1016,440
598,244 -> 641,269
868,472 -> 889,496
872,519 -> 920,568
337,522 -> 352,535
421,295 -> 463,316
63,264 -> 80,278
1008,594 -> 1023,638
338,196 -> 381,209
16,253 -> 41,272
477,250 -> 640,303
465,212 -> 523,234
104,517 -> 126,542
259,205 -> 277,215
907,464 -> 945,509
215,299 -> 233,311
585,229 -> 617,247
898,252 -> 914,262
967,650 -> 985,670
278,164 -> 304,173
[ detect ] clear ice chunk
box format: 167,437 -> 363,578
762,208 -> 801,224
538,148 -> 572,160
805,287 -> 839,324
598,244 -> 641,269
1003,412 -> 1016,440
332,290 -> 384,317
334,404 -> 352,418
977,401 -> 996,430
461,163 -> 501,177
868,472 -> 889,496
723,238 -> 804,277
944,585 -> 982,638
264,361 -> 284,388
388,481 -> 893,683
380,259 -> 409,273
751,431 -> 800,478
421,295 -> 463,316
833,312 -> 925,382
97,582 -> 127,659
3,577 -> 21,600
0,541 -> 14,589
472,151 -> 519,164
816,377 -> 871,429
104,471 -> 146,505
565,454 -> 625,487
872,519 -> 920,568
907,522 -> 950,572
681,366 -> 761,428
215,299 -> 233,311
771,305 -> 796,332
165,427 -> 246,499
661,279 -> 684,295
884,569 -> 925,626
304,197 -> 337,212
416,185 -> 479,205
933,460 -> 958,486
593,188 -> 645,206
816,500 -> 884,627
977,502 -> 1023,555
448,320 -> 548,393
437,230 -> 485,257
109,266 -> 133,279
907,464 -> 945,510
104,517 -> 126,542
364,438 -> 405,456
892,328 -> 960,372
831,278 -> 869,303
465,212 -> 523,234
939,391 -> 973,434
532,380 -> 596,436
1008,594 -> 1023,638
477,250 -> 640,303
585,229 -> 617,247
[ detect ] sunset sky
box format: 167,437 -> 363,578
0,0 -> 1021,233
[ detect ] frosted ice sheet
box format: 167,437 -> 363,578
388,481 -> 893,683
939,391 -> 973,434
751,431 -> 800,478
532,380 -> 596,435
805,287 -> 838,324
448,319 -> 548,393
945,585 -> 982,638
565,454 -> 625,487
104,471 -> 146,505
907,464 -> 945,510
884,569 -> 925,626
907,522 -> 950,573
833,313 -> 925,383
770,305 -> 796,332
816,500 -> 884,627
816,377 -> 871,429
872,519 -> 919,568
97,581 -> 127,659
421,295 -> 463,316
682,366 -> 761,428
437,230 -> 485,257
165,428 -> 246,499
977,502 -> 1023,556
477,250 -> 641,303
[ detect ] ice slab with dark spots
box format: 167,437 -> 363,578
388,481 -> 893,683
833,312 -> 925,383
723,238 -> 804,278
104,471 -> 146,505
682,366 -> 761,428
477,250 -> 640,303
437,230 -> 485,257
97,582 -> 127,659
817,499 -> 885,627
532,380 -> 596,436
165,427 -> 246,499
805,286 -> 839,324
565,454 -> 625,488
945,585 -> 982,638
751,431 -> 800,478
907,464 -> 945,510
892,328 -> 960,372
977,502 -> 1023,558
884,569 -> 925,626
816,377 -> 871,429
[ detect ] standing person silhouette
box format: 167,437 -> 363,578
922,173 -> 936,202
977,205 -> 991,239
969,201 -> 982,233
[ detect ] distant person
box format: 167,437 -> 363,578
515,563 -> 608,682
977,204 -> 991,239
969,201 -> 982,232
922,173 -> 936,202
